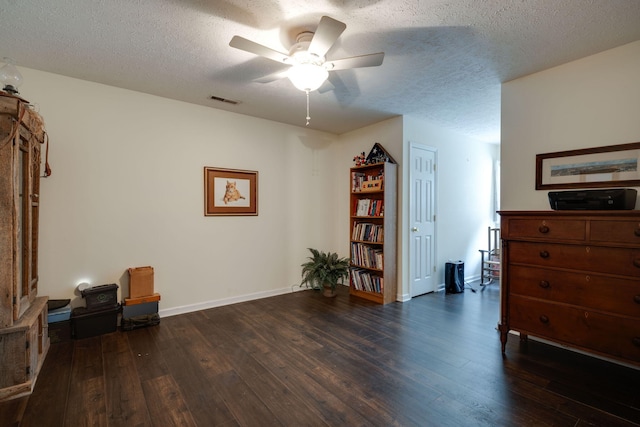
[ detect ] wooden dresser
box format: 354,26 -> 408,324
499,210 -> 640,366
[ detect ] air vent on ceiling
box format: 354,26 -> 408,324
210,95 -> 240,105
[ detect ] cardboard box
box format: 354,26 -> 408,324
123,293 -> 161,306
128,266 -> 154,298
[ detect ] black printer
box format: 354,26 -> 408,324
548,188 -> 637,210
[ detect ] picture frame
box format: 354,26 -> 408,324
535,142 -> 640,190
204,167 -> 258,216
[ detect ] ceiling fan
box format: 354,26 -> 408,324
229,16 -> 384,125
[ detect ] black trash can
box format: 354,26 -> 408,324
445,261 -> 464,294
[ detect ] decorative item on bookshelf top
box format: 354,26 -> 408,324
353,151 -> 366,166
352,142 -> 397,167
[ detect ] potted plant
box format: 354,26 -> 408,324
300,248 -> 350,297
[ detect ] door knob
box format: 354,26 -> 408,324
412,227 -> 419,232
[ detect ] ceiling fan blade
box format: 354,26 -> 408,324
254,69 -> 290,83
308,16 -> 346,58
327,52 -> 384,71
317,79 -> 335,94
229,36 -> 289,63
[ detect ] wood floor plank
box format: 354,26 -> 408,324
101,333 -> 153,426
125,327 -> 170,382
165,367 -> 236,427
157,319 -> 237,426
18,341 -> 73,427
141,374 -> 196,427
64,376 -> 108,427
211,370 -> 283,427
0,396 -> 27,427
232,372 -> 329,427
224,324 -> 378,425
63,337 -> 108,427
4,283 -> 640,427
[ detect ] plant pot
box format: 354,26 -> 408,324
322,284 -> 337,298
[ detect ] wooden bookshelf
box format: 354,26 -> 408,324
349,162 -> 397,304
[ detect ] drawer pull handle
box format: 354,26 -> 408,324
538,225 -> 550,234
634,295 -> 640,304
635,229 -> 640,237
539,315 -> 549,324
539,280 -> 550,289
634,259 -> 640,268
633,337 -> 640,347
539,250 -> 550,259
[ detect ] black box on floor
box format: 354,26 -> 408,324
49,320 -> 71,344
445,261 -> 464,294
81,283 -> 119,312
71,305 -> 120,339
121,313 -> 160,331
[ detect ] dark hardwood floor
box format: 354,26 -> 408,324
2,282 -> 639,426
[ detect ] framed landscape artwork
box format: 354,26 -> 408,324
204,167 -> 258,216
535,142 -> 640,190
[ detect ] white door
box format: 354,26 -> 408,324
409,143 -> 437,297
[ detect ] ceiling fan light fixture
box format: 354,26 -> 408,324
287,63 -> 328,92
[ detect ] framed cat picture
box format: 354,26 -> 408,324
204,167 -> 258,216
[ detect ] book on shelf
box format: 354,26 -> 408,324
351,223 -> 384,242
350,268 -> 383,293
350,242 -> 384,269
351,172 -> 365,192
354,199 -> 384,217
351,170 -> 384,193
355,199 -> 371,216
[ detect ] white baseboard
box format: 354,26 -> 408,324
397,292 -> 411,302
159,286 -> 302,318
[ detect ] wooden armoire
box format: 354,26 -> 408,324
0,93 -> 49,401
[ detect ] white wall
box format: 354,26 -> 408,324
403,116 -> 499,297
19,68 -> 339,315
18,67 -> 500,313
502,40 -> 640,210
336,116 -> 499,300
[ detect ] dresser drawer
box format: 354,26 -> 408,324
591,219 -> 640,245
509,265 -> 640,317
504,218 -> 586,241
508,241 -> 640,277
509,296 -> 640,362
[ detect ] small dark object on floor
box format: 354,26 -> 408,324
122,313 -> 160,331
445,261 -> 465,294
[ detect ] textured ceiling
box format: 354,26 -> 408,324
1,1 -> 640,142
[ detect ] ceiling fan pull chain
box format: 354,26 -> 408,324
305,89 -> 311,126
